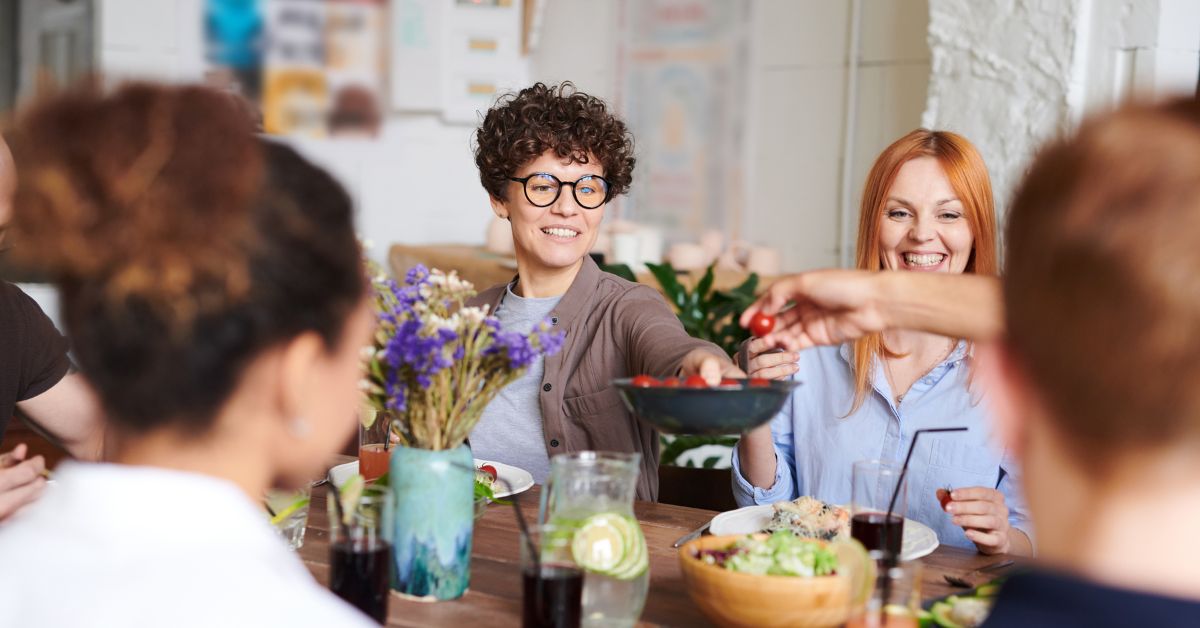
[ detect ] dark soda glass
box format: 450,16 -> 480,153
850,512 -> 904,556
331,541 -> 392,623
522,564 -> 583,628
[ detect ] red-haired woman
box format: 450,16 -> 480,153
732,130 -> 1033,556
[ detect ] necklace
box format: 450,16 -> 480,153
883,338 -> 956,405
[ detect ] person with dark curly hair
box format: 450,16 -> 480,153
466,82 -> 741,500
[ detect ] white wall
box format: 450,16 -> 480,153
923,0 -> 1200,218
533,0 -> 932,272
744,0 -> 931,271
93,0 -> 933,273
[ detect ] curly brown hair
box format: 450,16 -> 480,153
8,83 -> 364,434
474,81 -> 635,203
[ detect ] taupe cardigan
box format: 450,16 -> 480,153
468,256 -> 727,501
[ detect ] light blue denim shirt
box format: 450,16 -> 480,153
730,342 -> 1034,551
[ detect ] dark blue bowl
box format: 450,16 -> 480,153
613,378 -> 801,435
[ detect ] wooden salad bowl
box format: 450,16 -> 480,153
678,534 -> 853,628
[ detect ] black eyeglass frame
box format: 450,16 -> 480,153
508,173 -> 613,209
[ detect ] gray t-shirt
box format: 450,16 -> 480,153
469,283 -> 560,484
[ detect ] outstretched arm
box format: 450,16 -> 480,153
739,270 -> 1004,349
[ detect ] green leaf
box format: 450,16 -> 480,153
601,263 -> 638,282
732,273 -> 760,297
695,264 -> 715,301
373,470 -> 390,488
702,455 -> 721,469
645,262 -> 688,310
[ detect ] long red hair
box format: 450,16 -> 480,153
848,130 -> 998,413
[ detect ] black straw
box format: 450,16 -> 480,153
326,471 -> 345,523
881,427 -> 967,565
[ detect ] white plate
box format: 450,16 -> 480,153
328,458 -> 534,499
709,504 -> 939,561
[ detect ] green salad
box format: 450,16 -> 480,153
697,531 -> 838,577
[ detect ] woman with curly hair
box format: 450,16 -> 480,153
467,82 -> 741,500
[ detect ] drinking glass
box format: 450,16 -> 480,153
265,484 -> 313,550
359,415 -> 392,482
540,451 -> 647,628
521,524 -> 584,628
845,551 -> 923,628
850,460 -> 907,557
329,484 -> 394,624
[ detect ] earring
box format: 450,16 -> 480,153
288,417 -> 310,438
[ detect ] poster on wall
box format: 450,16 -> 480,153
390,0 -> 443,111
389,0 -> 534,124
617,0 -> 750,239
325,0 -> 387,137
205,0 -> 385,138
204,0 -> 264,126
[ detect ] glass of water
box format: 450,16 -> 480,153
265,484 -> 313,550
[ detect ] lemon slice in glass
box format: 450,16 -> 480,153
571,513 -> 635,574
338,473 -> 366,525
268,496 -> 311,526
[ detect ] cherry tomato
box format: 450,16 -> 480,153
661,376 -> 681,388
683,375 -> 708,388
480,464 -> 498,480
719,378 -> 741,386
631,375 -> 658,388
748,378 -> 771,387
937,488 -> 954,511
748,312 -> 776,337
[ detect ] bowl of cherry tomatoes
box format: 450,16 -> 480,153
613,375 -> 801,435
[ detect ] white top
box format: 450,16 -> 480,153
0,462 -> 376,628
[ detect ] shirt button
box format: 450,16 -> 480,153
543,383 -> 552,392
551,316 -> 559,325
550,439 -> 560,447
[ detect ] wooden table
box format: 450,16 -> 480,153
299,483 -> 1015,627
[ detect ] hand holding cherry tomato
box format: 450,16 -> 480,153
937,487 -> 953,511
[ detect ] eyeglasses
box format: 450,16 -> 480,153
508,173 -> 612,209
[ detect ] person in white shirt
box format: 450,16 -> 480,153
0,83 -> 376,627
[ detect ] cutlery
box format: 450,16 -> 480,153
672,521 -> 711,548
943,559 -> 1016,588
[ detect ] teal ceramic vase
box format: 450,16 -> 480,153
390,443 -> 474,600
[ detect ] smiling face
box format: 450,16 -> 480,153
877,156 -> 975,274
492,149 -> 606,277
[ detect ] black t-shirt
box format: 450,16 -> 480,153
984,568 -> 1200,627
0,281 -> 70,439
